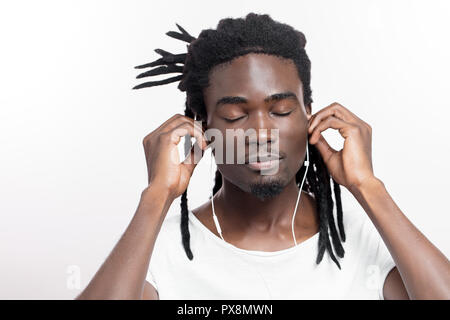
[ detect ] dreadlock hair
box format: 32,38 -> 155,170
133,13 -> 346,269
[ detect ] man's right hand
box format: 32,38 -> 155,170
142,114 -> 209,202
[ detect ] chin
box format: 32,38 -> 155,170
248,180 -> 285,201
246,174 -> 289,201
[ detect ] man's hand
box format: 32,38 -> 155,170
307,102 -> 375,191
142,114 -> 209,201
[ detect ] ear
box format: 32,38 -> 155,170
305,104 -> 312,118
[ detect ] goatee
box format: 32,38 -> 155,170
249,180 -> 285,201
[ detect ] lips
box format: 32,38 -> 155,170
244,153 -> 282,164
245,158 -> 282,170
244,153 -> 283,171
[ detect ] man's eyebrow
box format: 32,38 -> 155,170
264,91 -> 299,103
215,91 -> 299,108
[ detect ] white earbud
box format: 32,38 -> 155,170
304,143 -> 310,167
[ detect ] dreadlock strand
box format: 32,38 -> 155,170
324,174 -> 345,258
311,145 -> 339,267
213,169 -> 222,196
333,178 -> 346,242
166,30 -> 196,43
306,147 -> 328,263
132,75 -> 183,90
179,105 -> 196,260
154,48 -> 176,58
180,189 -> 193,260
134,53 -> 187,69
316,232 -> 327,264
164,23 -> 197,44
325,234 -> 341,269
136,65 -> 184,79
174,23 -> 197,42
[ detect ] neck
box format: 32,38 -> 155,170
213,177 -> 316,233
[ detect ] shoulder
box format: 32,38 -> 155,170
342,204 -> 395,267
150,209 -> 182,255
148,209 -> 186,270
341,205 -> 385,255
162,211 -> 182,228
344,207 -> 380,241
157,210 -> 182,240
342,205 -> 369,235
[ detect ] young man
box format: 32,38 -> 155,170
77,13 -> 449,300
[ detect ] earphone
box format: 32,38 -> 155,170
210,138 -> 310,246
291,141 -> 309,245
210,149 -> 225,241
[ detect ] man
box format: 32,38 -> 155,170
77,13 -> 449,300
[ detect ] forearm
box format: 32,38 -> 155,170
76,185 -> 173,300
349,177 -> 450,299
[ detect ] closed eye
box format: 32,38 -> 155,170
224,111 -> 293,122
223,116 -> 245,123
273,111 -> 293,117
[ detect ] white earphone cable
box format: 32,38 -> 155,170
210,150 -> 225,240
291,141 -> 310,246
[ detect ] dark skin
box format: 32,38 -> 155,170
193,53 -> 318,252
77,53 -> 449,300
190,53 -> 411,297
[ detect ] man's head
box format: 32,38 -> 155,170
203,53 -> 310,200
178,13 -> 312,201
134,13 -> 345,269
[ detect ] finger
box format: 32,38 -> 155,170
181,143 -> 204,174
150,113 -> 184,135
309,115 -> 354,144
169,122 -> 208,151
143,114 -> 187,143
308,102 -> 360,133
159,114 -> 204,136
313,133 -> 337,164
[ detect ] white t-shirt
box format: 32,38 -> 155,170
146,206 -> 396,300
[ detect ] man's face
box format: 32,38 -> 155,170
203,53 -> 310,200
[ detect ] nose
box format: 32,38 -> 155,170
246,110 -> 278,147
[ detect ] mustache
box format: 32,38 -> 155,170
244,151 -> 285,163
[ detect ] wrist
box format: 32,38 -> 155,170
141,184 -> 173,201
348,176 -> 384,194
138,184 -> 174,218
349,175 -> 384,196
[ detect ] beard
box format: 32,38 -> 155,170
249,178 -> 285,201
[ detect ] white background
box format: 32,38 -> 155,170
0,0 -> 449,299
